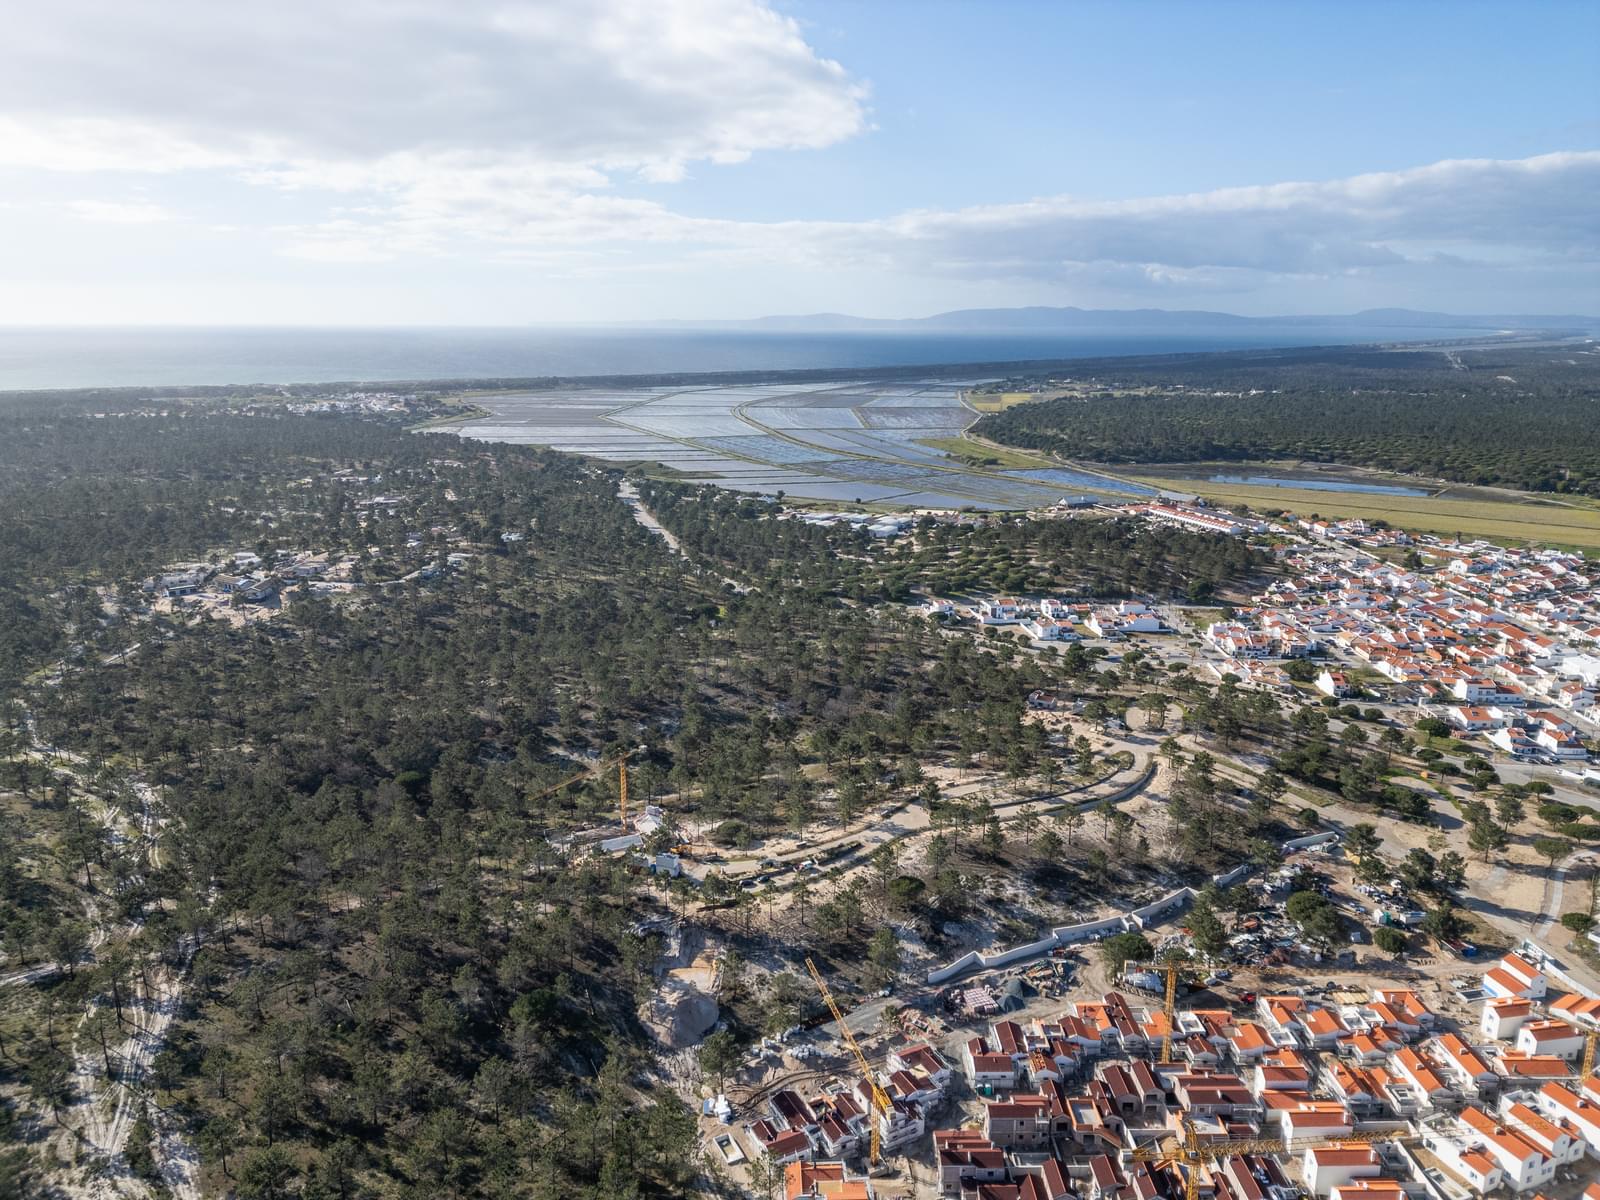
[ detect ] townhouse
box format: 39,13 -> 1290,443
1429,1032 -> 1499,1098
1481,952 -> 1548,1001
1301,1144 -> 1382,1198
1496,1097 -> 1587,1169
1513,1019 -> 1586,1062
1534,1078 -> 1600,1154
784,1161 -> 874,1200
1455,1103 -> 1560,1191
1482,997 -> 1536,1041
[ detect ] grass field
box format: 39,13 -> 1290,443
1128,476 -> 1600,550
966,391 -> 1055,412
918,435 -> 1058,469
406,402 -> 490,430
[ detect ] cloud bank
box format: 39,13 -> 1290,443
1,0 -> 1593,312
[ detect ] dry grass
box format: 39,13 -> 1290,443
966,391 -> 1056,412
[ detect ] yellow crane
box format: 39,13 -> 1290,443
1580,1026 -> 1598,1080
805,957 -> 893,1165
618,757 -> 630,830
1131,1116 -> 1417,1200
1127,959 -> 1186,1064
527,745 -> 644,828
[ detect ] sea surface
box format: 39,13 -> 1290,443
0,325 -> 1487,391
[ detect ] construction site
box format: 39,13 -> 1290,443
524,697 -> 1600,1200
681,830 -> 1600,1200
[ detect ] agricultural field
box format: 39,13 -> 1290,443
964,391 -> 1046,412
1129,475 -> 1600,550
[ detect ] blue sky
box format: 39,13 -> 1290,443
0,0 -> 1595,323
667,1 -> 1600,216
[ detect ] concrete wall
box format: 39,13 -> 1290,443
986,936 -> 1062,970
1051,914 -> 1130,945
924,827 -> 1310,984
1214,863 -> 1252,888
928,952 -> 986,985
1283,830 -> 1340,852
1128,887 -> 1197,929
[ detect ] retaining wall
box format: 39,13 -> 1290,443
925,879 -> 1236,985
1282,830 -> 1340,852
925,829 -> 1316,984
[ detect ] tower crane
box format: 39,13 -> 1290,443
1126,959 -> 1188,1064
526,745 -> 645,829
1131,1116 -> 1418,1200
1580,1025 -> 1598,1080
805,957 -> 893,1165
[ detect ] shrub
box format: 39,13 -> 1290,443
1373,927 -> 1408,956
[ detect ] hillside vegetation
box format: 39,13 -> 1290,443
975,345 -> 1600,495
0,392 -> 1269,1199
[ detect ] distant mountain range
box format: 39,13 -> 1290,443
635,306 -> 1597,334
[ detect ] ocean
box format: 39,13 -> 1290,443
0,325 -> 1486,392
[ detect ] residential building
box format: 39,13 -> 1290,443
1481,952 -> 1548,1001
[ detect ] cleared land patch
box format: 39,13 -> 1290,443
965,390 -> 1053,412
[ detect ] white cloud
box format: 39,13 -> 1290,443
0,0 -> 867,178
0,0 -> 869,268
722,151 -> 1600,296
68,199 -> 175,224
0,1 -> 1591,312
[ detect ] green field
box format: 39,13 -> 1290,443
1130,477 -> 1600,550
918,435 -> 1058,469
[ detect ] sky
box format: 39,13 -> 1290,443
0,0 -> 1596,325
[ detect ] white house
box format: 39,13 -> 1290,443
1534,726 -> 1589,759
1447,705 -> 1509,732
1489,727 -> 1543,758
1302,1144 -> 1381,1198
1482,998 -> 1535,1041
1535,1079 -> 1600,1155
1316,669 -> 1353,698
1514,1020 -> 1586,1061
1452,676 -> 1505,704
1457,1103 -> 1558,1192
1499,1098 -> 1586,1167
1482,952 -> 1547,1001
922,598 -> 955,618
1391,1047 -> 1457,1110
1421,1123 -> 1504,1194
1023,617 -> 1080,642
1431,1033 -> 1499,1096
976,598 -> 1020,625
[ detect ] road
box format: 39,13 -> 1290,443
1533,847 -> 1598,940
619,480 -> 684,554
679,754 -> 1154,884
618,480 -> 752,593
